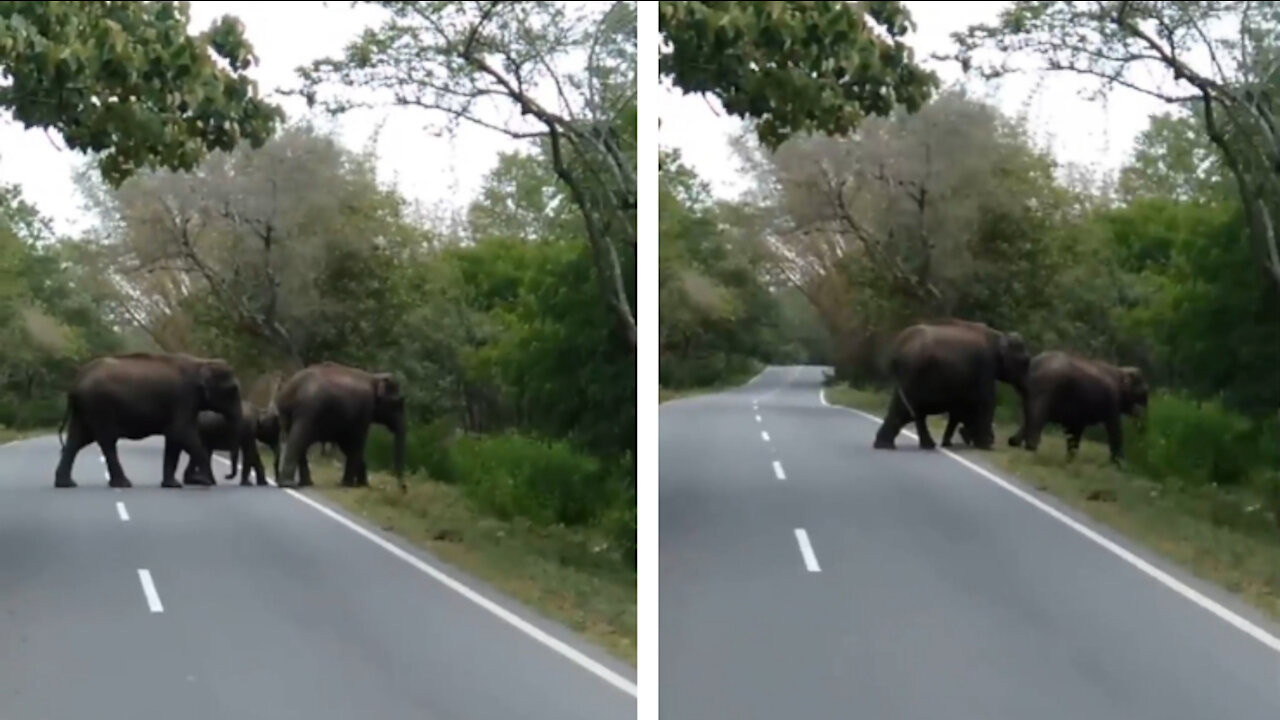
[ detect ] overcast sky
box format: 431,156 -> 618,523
659,0 -> 1174,199
0,1 -> 532,235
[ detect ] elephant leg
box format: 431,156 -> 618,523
161,437 -> 184,488
1064,425 -> 1084,461
54,416 -> 92,488
176,428 -> 214,487
337,425 -> 368,486
299,453 -> 314,487
339,451 -> 356,487
181,450 -> 199,484
873,388 -> 912,450
99,437 -> 133,489
354,452 -> 370,487
1104,414 -> 1125,465
225,445 -> 239,479
1021,398 -> 1049,453
913,411 -> 936,450
244,441 -> 266,487
270,442 -> 281,485
941,414 -> 960,448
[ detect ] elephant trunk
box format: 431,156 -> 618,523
392,416 -> 406,493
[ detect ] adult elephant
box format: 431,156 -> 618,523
177,401 -> 281,487
1008,351 -> 1149,465
54,353 -> 244,489
273,362 -> 406,492
872,319 -> 1029,451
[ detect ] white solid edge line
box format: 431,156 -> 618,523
208,454 -> 638,697
137,569 -> 163,613
116,501 -> 129,522
817,389 -> 1280,654
761,431 -> 770,442
794,529 -> 821,572
772,460 -> 786,481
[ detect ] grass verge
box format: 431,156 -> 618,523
659,360 -> 764,404
0,425 -> 53,444
276,452 -> 637,666
824,385 -> 1280,624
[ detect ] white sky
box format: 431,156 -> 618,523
0,0 -> 532,235
658,0 -> 1174,199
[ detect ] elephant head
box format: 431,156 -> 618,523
371,372 -> 407,490
1119,366 -> 1149,422
996,331 -> 1031,392
198,361 -> 244,470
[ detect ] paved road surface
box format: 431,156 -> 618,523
0,434 -> 636,720
660,365 -> 1280,719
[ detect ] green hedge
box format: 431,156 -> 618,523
363,422 -> 635,564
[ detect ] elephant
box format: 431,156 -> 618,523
176,401 -> 281,487
274,362 -> 406,492
1007,351 -> 1149,464
873,319 -> 1029,451
54,352 -> 243,489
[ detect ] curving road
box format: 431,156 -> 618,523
659,365 -> 1280,719
0,434 -> 636,720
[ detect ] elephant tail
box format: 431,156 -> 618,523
57,400 -> 70,448
896,385 -> 918,421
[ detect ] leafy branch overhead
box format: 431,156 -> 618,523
0,1 -> 285,187
946,0 -> 1280,296
658,0 -> 940,149
292,0 -> 638,351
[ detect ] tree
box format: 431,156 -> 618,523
79,123 -> 412,368
741,89 -> 1104,381
658,0 -> 939,150
0,1 -> 283,186
294,0 -> 638,352
948,1 -> 1280,299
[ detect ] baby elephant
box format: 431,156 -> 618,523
940,414 -> 978,448
182,402 -> 281,486
1008,351 -> 1149,464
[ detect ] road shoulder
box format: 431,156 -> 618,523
823,383 -> 1280,640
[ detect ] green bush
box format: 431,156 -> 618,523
1127,393 -> 1274,487
365,418 -> 456,482
659,352 -> 759,390
448,433 -> 618,528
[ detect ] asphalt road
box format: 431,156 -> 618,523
659,365 -> 1280,719
0,434 -> 636,720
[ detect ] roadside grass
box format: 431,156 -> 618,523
267,450 -> 637,666
0,425 -> 53,444
659,360 -> 764,404
824,384 -> 1280,624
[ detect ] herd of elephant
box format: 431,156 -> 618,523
869,319 -> 1149,464
51,353 -> 407,492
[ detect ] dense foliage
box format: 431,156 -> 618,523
658,0 -> 939,149
0,1 -> 283,186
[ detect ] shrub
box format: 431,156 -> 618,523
449,433 -> 615,527
1127,393 -> 1270,487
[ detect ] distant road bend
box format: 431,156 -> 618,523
660,365 -> 1280,720
0,434 -> 636,720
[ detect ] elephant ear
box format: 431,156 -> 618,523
1003,331 -> 1026,353
1120,366 -> 1146,392
373,373 -> 403,403
198,361 -> 236,401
